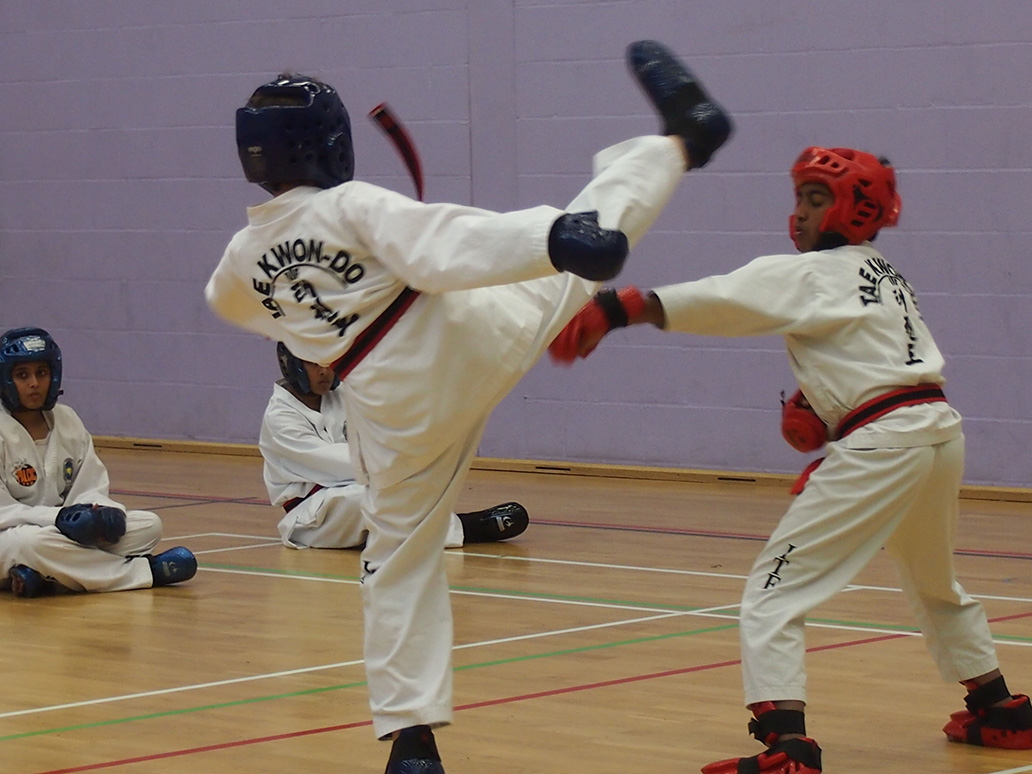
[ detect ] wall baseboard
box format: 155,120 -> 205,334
92,436 -> 1032,504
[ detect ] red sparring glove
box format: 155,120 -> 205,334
780,390 -> 827,453
549,287 -> 647,364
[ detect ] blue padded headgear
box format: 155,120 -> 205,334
236,75 -> 355,193
0,327 -> 63,411
277,343 -> 338,396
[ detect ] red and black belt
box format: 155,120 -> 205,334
283,484 -> 324,514
285,288 -> 419,513
330,286 -> 421,381
791,383 -> 947,495
835,383 -> 946,440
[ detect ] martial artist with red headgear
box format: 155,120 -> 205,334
550,147 -> 1031,772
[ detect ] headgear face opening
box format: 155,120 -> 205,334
790,146 -> 901,248
277,343 -> 339,396
0,327 -> 63,412
236,75 -> 355,193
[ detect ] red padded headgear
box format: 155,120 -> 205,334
790,146 -> 901,248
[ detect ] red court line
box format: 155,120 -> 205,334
110,486 -> 1032,561
33,718 -> 374,774
111,488 -> 268,506
29,631 -> 915,774
32,614 -> 1032,774
458,632 -> 907,714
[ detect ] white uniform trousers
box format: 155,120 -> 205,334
740,436 -> 999,706
358,135 -> 686,738
0,510 -> 162,592
279,483 -> 464,550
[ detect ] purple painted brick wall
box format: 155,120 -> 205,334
1,2 -> 1030,486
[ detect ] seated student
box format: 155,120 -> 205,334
261,344 -> 529,549
0,327 -> 197,597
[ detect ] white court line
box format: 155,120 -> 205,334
200,566 -> 745,616
175,566 -> 1032,649
846,583 -> 1032,604
457,552 -> 1032,605
181,534 -> 1032,605
171,532 -> 274,540
0,659 -> 363,719
8,563 -> 1027,720
193,542 -> 281,555
992,765 -> 1032,774
0,606 -> 714,720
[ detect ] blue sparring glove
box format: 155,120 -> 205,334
55,504 -> 127,546
548,211 -> 629,281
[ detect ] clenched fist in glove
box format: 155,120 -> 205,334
549,286 -> 649,364
780,390 -> 827,453
55,504 -> 127,546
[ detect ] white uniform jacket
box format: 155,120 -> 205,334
0,404 -> 124,531
259,381 -> 353,509
207,183 -> 563,489
653,243 -> 963,448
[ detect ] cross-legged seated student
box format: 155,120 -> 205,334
0,327 -> 197,597
261,343 -> 529,549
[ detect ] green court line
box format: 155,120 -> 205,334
8,566 -> 1026,742
203,563 -> 1032,643
0,622 -> 738,742
805,614 -> 1032,644
0,682 -> 366,741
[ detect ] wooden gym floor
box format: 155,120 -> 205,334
3,447 -> 1031,773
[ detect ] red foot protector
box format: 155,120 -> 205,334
701,737 -> 822,774
943,694 -> 1032,749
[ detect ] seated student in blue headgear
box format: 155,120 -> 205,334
0,327 -> 197,597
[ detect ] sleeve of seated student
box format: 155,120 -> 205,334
0,482 -> 61,530
549,287 -> 648,364
342,182 -> 562,294
260,399 -> 356,490
0,415 -> 78,530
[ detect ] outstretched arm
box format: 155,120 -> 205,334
548,286 -> 666,364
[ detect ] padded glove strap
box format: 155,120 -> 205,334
593,287 -> 646,330
594,289 -> 631,329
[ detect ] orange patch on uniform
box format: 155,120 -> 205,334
14,465 -> 38,487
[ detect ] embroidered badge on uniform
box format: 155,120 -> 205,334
14,463 -> 38,487
63,458 -> 74,483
